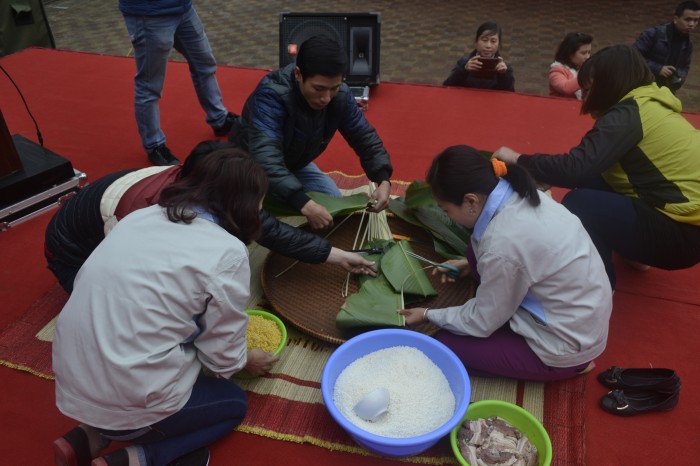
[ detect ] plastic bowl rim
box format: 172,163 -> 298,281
449,399 -> 553,466
321,328 -> 471,447
245,309 -> 287,356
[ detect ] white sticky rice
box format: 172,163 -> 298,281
333,345 -> 455,437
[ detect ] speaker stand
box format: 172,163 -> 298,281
350,85 -> 370,111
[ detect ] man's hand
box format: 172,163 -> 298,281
325,247 -> 378,276
493,146 -> 521,165
244,348 -> 280,376
300,199 -> 333,230
367,180 -> 391,212
659,65 -> 675,78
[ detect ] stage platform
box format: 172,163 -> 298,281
1,48 -> 699,466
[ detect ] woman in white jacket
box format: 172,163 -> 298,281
400,145 -> 612,381
549,32 -> 593,99
52,149 -> 279,466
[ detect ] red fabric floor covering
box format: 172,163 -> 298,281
2,49 -> 700,465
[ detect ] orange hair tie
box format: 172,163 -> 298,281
491,158 -> 508,177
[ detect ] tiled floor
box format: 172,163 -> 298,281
42,0 -> 700,112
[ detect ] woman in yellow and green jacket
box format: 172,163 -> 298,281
494,44 -> 700,288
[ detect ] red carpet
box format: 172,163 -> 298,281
1,48 -> 699,465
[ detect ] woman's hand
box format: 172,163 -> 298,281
495,57 -> 507,74
326,247 -> 378,276
432,258 -> 470,283
465,56 -> 483,72
397,307 -> 428,326
493,146 -> 521,165
244,348 -> 280,376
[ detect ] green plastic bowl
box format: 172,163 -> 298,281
450,400 -> 552,466
245,309 -> 287,355
234,309 -> 287,379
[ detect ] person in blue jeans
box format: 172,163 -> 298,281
119,0 -> 237,166
51,149 -> 278,466
228,35 -> 394,230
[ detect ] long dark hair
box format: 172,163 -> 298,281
554,32 -> 593,68
158,148 -> 268,244
180,139 -> 234,179
426,145 -> 540,207
578,44 -> 655,117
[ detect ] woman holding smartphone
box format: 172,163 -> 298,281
443,21 -> 515,91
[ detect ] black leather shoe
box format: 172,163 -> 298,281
213,112 -> 238,136
600,389 -> 679,416
598,366 -> 681,393
148,144 -> 180,166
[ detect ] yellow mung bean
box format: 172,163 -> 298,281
246,315 -> 282,353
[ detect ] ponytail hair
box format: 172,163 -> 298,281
426,145 -> 540,207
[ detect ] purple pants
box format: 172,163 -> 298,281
435,325 -> 591,382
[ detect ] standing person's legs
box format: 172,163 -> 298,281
96,375 -> 247,466
173,7 -> 228,129
435,326 -> 590,382
294,163 -> 342,197
123,14 -> 178,152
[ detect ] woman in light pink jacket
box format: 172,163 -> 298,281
549,32 -> 593,99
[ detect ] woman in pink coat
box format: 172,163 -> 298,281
549,32 -> 593,99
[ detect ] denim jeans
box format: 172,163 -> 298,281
123,7 -> 228,151
97,375 -> 247,466
294,162 -> 342,197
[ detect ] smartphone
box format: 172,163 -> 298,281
478,57 -> 500,71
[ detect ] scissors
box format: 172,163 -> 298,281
350,248 -> 386,256
404,251 -> 461,279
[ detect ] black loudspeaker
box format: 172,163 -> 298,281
279,12 -> 380,87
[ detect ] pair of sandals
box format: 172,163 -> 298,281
598,366 -> 681,416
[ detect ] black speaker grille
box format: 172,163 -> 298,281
279,16 -> 348,67
279,12 -> 380,86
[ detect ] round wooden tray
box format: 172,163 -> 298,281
261,214 -> 475,345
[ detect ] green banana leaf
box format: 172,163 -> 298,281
356,240 -> 395,287
380,241 -> 436,297
388,197 -> 423,226
264,192 -> 371,217
403,180 -> 436,209
413,205 -> 470,258
388,182 -> 470,259
336,275 -> 405,328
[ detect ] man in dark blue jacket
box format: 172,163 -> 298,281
119,0 -> 237,166
633,1 -> 700,92
229,35 -> 393,230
